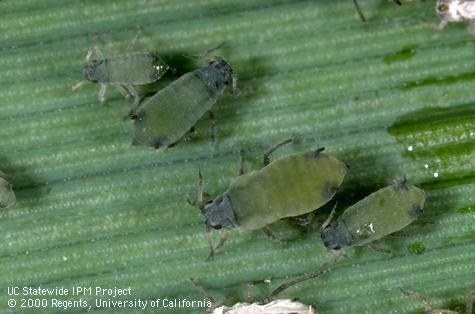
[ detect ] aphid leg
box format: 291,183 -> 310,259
321,202 -> 337,232
239,150 -> 245,175
93,43 -> 104,59
466,292 -> 475,314
367,243 -> 393,256
265,258 -> 339,302
227,72 -> 238,95
125,84 -> 140,106
190,278 -> 217,310
262,227 -> 284,245
72,80 -> 88,91
126,28 -> 142,54
429,20 -> 448,31
468,21 -> 475,37
352,0 -> 366,23
207,229 -> 230,260
209,111 -> 216,147
98,84 -> 107,104
247,283 -> 255,303
291,211 -> 316,227
263,138 -> 294,166
115,84 -> 131,99
399,289 -> 433,313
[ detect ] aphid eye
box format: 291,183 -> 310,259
438,4 -> 449,12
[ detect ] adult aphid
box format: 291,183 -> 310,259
321,179 -> 425,250
400,289 -> 475,314
190,139 -> 348,258
191,278 -> 317,314
435,0 -> 475,35
0,170 -> 16,209
131,55 -> 236,149
266,179 -> 425,299
72,31 -> 169,106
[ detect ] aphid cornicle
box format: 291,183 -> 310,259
321,180 -> 425,249
72,32 -> 169,106
191,139 -> 348,257
131,57 -> 236,149
436,0 -> 475,35
0,171 -> 16,209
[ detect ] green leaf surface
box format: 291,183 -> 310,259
0,0 -> 474,313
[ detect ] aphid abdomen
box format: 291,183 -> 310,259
0,177 -> 15,209
133,67 -> 223,148
324,183 -> 425,248
227,152 -> 347,230
107,52 -> 167,85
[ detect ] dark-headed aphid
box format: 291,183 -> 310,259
72,32 -> 169,106
190,139 -> 347,258
0,171 -> 15,209
401,289 -> 475,314
436,0 -> 475,35
265,180 -> 425,300
321,179 -> 425,250
191,278 -> 317,314
131,57 -> 236,149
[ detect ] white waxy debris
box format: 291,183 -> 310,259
211,299 -> 316,314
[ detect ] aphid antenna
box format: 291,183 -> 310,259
190,278 -> 218,311
264,256 -> 341,302
352,0 -> 367,23
399,288 -> 433,313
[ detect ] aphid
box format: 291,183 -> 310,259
131,57 -> 236,149
435,0 -> 475,35
72,31 -> 169,106
400,289 -> 475,314
0,171 -> 16,209
191,278 -> 317,314
321,179 -> 425,250
265,180 -> 425,299
190,139 -> 348,257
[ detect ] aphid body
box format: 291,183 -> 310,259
132,58 -> 235,149
211,299 -> 316,314
0,173 -> 15,209
84,52 -> 168,86
72,32 -> 169,105
322,181 -> 425,249
202,149 -> 347,230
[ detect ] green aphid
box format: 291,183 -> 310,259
72,31 -> 169,106
191,139 -> 347,257
131,57 -> 236,149
0,172 -> 15,209
321,180 -> 425,249
265,180 -> 426,300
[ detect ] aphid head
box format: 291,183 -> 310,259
201,194 -> 237,230
436,0 -> 463,22
209,58 -> 237,94
321,219 -> 353,250
83,59 -> 105,82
